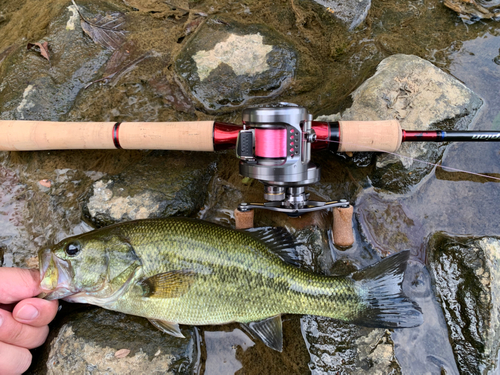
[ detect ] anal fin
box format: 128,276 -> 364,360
242,315 -> 283,352
149,319 -> 185,338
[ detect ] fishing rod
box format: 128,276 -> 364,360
1,103 -> 500,245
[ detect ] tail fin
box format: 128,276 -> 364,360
352,251 -> 423,328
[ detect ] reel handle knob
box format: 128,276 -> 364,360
234,207 -> 255,229
332,205 -> 354,247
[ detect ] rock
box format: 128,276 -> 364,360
355,189 -> 426,260
301,317 -> 401,374
317,54 -> 483,194
34,307 -> 199,374
0,157 -> 30,266
312,0 -> 371,30
83,152 -> 217,227
175,17 -> 297,112
428,233 -> 500,375
0,3 -> 112,121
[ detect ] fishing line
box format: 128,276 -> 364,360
315,139 -> 500,182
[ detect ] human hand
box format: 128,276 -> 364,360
0,268 -> 59,375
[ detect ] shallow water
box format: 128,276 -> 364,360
1,0 -> 500,374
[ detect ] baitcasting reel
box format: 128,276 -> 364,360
3,103 -> 500,244
235,103 -> 350,217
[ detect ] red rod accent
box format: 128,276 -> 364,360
311,121 -> 330,150
213,121 -> 335,151
213,122 -> 243,151
402,130 -> 442,142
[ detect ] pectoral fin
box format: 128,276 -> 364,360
242,315 -> 283,352
149,319 -> 185,338
139,270 -> 196,298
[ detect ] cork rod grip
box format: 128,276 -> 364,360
0,120 -> 215,151
338,120 -> 402,153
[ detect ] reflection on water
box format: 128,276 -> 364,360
203,328 -> 255,375
393,261 -> 459,375
435,166 -> 500,183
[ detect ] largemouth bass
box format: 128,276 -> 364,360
39,217 -> 422,351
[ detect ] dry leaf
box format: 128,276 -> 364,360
38,179 -> 52,188
72,0 -> 127,50
114,349 -> 131,358
27,42 -> 50,61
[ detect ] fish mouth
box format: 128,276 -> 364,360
38,248 -> 76,300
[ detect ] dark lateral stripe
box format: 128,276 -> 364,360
113,122 -> 122,149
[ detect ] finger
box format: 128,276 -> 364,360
0,268 -> 41,304
13,298 -> 59,327
0,309 -> 49,349
0,341 -> 32,375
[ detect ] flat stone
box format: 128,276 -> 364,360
313,0 -> 371,30
175,18 -> 297,112
428,234 -> 500,374
317,54 -> 483,193
83,152 -> 217,227
33,307 -> 199,374
355,190 -> 426,259
301,317 -> 401,374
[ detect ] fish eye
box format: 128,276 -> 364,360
65,241 -> 81,256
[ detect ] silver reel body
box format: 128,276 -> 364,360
235,103 -> 347,217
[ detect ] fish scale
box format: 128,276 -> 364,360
39,217 -> 423,350
91,218 -> 363,324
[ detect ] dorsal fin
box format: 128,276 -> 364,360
242,315 -> 283,352
243,227 -> 302,267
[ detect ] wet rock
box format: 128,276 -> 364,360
175,18 -> 297,112
355,189 -> 426,260
33,307 -> 199,374
302,317 -> 401,374
444,0 -> 500,23
0,3 -> 112,121
313,0 -> 371,30
83,152 -> 217,227
317,54 -> 483,194
428,233 -> 500,375
0,156 -> 30,266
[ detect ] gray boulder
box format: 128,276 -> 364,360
33,307 -> 199,374
312,0 -> 371,30
429,233 -> 500,375
317,54 -> 483,194
175,17 -> 297,112
83,152 -> 217,227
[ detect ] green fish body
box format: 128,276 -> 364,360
39,218 -> 422,351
